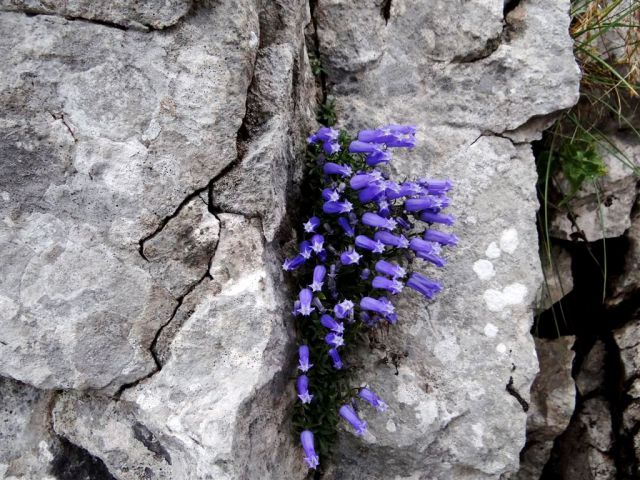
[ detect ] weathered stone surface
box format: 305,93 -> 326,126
54,214 -> 303,479
576,340 -> 607,397
0,376 -> 58,479
314,0 -> 579,477
0,1 -> 259,391
614,318 -> 640,383
0,0 -> 192,30
550,397 -> 616,480
550,131 -> 640,242
538,244 -> 573,311
512,337 -> 575,480
611,201 -> 640,302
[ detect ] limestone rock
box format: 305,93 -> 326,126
614,318 -> 640,383
611,202 -> 640,302
550,397 -> 616,480
537,244 -> 573,311
550,131 -> 640,242
313,0 -> 580,477
512,337 -> 575,480
0,1 -> 259,392
0,0 -> 192,30
576,341 -> 607,397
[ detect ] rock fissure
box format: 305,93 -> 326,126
507,376 -> 531,412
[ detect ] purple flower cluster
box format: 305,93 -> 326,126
285,124 -> 457,470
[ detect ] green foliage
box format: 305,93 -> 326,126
317,98 -> 337,127
308,51 -> 325,77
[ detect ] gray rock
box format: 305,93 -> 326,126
53,214 -> 303,480
551,397 -> 616,480
537,244 -> 573,312
614,318 -> 640,383
313,0 -> 580,477
0,376 -> 58,479
611,201 -> 640,303
512,337 -> 575,480
0,0 -> 192,30
550,131 -> 640,242
0,1 -> 259,392
576,341 -> 607,397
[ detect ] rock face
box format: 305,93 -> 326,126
314,0 -> 579,478
0,0 -> 581,479
512,337 -> 576,480
538,244 -> 574,311
549,131 -> 640,242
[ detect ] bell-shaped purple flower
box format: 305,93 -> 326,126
349,140 -> 381,154
303,216 -> 321,233
298,345 -> 313,372
340,249 -> 362,265
372,276 -> 404,295
406,272 -> 443,299
334,299 -> 354,319
322,188 -> 341,202
405,197 -> 440,212
283,255 -> 306,271
418,178 -> 453,195
323,200 -> 353,214
409,237 -> 439,255
310,265 -> 326,292
398,182 -> 422,197
297,375 -> 313,404
300,430 -> 320,469
358,183 -> 386,203
337,216 -> 355,237
362,212 -> 397,231
424,229 -> 459,246
323,162 -> 352,177
350,172 -> 382,190
396,217 -> 413,230
339,404 -> 367,435
358,388 -> 388,412
419,210 -> 455,225
320,314 -> 344,334
300,240 -> 313,260
309,126 -> 339,144
311,234 -> 324,253
325,332 -> 345,348
375,259 -> 406,278
355,235 -> 386,254
360,296 -> 395,316
323,140 -> 341,155
374,231 -> 409,248
416,249 -> 446,267
328,348 -> 343,369
297,288 -> 315,316
366,149 -> 392,166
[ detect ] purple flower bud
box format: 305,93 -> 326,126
409,237 -> 439,255
339,404 -> 367,435
337,216 -> 355,237
334,299 -> 354,319
323,200 -> 353,214
300,430 -> 320,469
283,255 -> 306,271
318,250 -> 327,262
320,314 -> 344,334
405,197 -> 439,212
312,296 -> 325,312
375,260 -> 406,278
323,162 -> 352,177
424,229 -> 459,246
325,332 -> 345,348
311,234 -> 324,253
365,149 -> 392,166
360,268 -> 370,280
328,348 -> 343,369
419,210 -> 455,225
303,216 -> 321,233
297,375 -> 313,404
322,188 -> 341,202
362,212 -> 397,230
323,140 -> 341,155
340,249 -> 362,265
374,231 -> 409,248
406,272 -> 443,299
358,388 -> 388,412
418,178 -> 453,195
355,235 -> 386,254
297,288 -> 315,316
372,276 -> 404,295
349,140 -> 381,154
360,296 -> 395,316
310,265 -> 326,292
416,249 -> 446,267
298,345 -> 313,372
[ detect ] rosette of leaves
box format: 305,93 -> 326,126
283,125 -> 457,472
